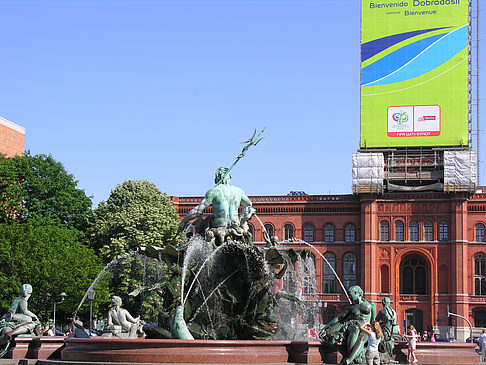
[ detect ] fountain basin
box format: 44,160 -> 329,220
394,341 -> 480,364
8,337 -> 480,364
61,338 -> 324,364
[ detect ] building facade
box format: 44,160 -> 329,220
0,117 -> 25,158
173,188 -> 486,340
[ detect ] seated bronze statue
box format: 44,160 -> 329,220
103,296 -> 144,338
319,285 -> 376,365
0,284 -> 41,357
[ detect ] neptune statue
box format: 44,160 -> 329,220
177,166 -> 255,245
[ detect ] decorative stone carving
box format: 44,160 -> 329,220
379,248 -> 390,259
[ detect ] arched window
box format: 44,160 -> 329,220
476,224 -> 486,242
284,224 -> 294,240
409,221 -> 419,241
323,253 -> 336,293
395,220 -> 404,241
264,224 -> 274,238
304,224 -> 314,242
439,221 -> 448,241
424,221 -> 434,241
381,265 -> 390,293
380,221 -> 389,242
401,256 -> 427,294
345,224 -> 355,243
474,253 -> 486,296
324,224 -> 334,242
343,253 -> 357,290
248,224 -> 254,236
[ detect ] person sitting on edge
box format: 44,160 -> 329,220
47,326 -> 55,336
426,324 -> 436,343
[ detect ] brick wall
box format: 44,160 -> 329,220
0,117 -> 25,157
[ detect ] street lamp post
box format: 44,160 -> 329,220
46,292 -> 67,335
87,289 -> 96,331
321,301 -> 327,332
447,305 -> 473,342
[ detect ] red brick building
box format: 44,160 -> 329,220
173,188 -> 486,340
0,117 -> 25,157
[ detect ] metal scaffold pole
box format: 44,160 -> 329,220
476,0 -> 481,185
477,0 -> 481,185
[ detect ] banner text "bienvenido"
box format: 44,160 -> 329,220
369,0 -> 460,8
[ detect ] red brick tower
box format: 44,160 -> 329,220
0,117 -> 25,157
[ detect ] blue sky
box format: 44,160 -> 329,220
1,0 -> 484,207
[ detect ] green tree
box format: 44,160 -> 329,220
88,180 -> 179,262
87,180 -> 180,319
0,222 -> 108,325
0,152 -> 92,231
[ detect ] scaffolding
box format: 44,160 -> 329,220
384,148 -> 443,187
353,148 -> 476,193
352,152 -> 384,194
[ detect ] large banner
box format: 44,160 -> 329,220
360,0 -> 470,148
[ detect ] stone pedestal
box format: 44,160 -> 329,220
7,336 -> 64,360
7,337 -> 33,359
30,337 -> 65,359
318,341 -> 343,364
287,341 -> 324,363
455,326 -> 471,342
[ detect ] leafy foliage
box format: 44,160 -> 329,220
106,255 -> 174,323
88,180 -> 179,262
87,180 -> 180,319
0,152 -> 92,231
0,222 -> 108,324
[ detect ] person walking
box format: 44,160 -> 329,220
405,324 -> 419,363
360,321 -> 383,365
478,328 -> 486,362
